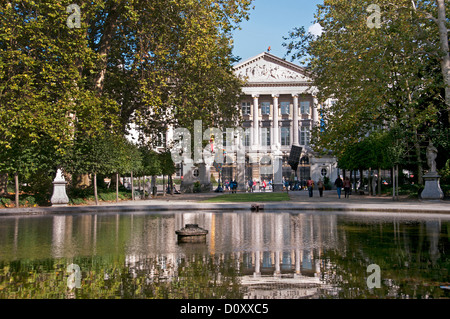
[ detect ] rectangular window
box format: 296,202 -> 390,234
261,102 -> 270,115
261,127 -> 271,147
156,132 -> 166,147
300,127 -> 310,145
280,102 -> 290,115
300,101 -> 310,115
242,102 -> 251,115
244,128 -> 251,147
281,127 -> 290,146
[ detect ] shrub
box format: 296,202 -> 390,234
1,197 -> 12,208
193,181 -> 201,193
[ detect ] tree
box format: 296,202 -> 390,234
283,0 -> 448,185
87,0 -> 252,143
0,1 -> 120,206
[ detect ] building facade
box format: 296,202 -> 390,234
172,52 -> 337,192
218,52 -> 337,191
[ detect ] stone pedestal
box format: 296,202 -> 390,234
51,169 -> 69,206
272,151 -> 283,192
420,172 -> 444,200
236,162 -> 245,192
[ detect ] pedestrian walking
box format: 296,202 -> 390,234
231,179 -> 237,193
334,176 -> 343,199
343,177 -> 351,198
248,179 -> 253,192
317,179 -> 324,197
307,178 -> 314,197
261,180 -> 266,192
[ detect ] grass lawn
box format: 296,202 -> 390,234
201,192 -> 290,203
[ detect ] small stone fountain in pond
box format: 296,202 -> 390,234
175,224 -> 208,243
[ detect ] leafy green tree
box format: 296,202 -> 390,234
0,1 -> 120,206
86,0 -> 252,148
283,0 -> 448,184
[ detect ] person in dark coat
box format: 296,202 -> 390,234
334,176 -> 343,199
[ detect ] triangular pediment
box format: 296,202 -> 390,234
233,52 -> 311,84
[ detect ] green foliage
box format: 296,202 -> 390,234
338,129 -> 405,170
0,0 -> 254,205
439,159 -> 450,185
283,0 -> 448,173
193,181 -> 202,193
158,151 -> 176,176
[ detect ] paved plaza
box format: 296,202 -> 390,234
1,189 -> 449,216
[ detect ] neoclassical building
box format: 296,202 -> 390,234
216,52 -> 338,191
171,52 -> 337,192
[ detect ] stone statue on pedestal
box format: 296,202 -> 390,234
426,141 -> 438,173
420,141 -> 444,200
51,167 -> 70,206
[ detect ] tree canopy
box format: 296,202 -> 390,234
283,0 -> 449,182
0,0 -> 253,201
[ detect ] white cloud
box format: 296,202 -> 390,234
308,23 -> 323,37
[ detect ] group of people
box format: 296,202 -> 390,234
333,176 -> 352,199
225,175 -> 353,198
247,179 -> 271,192
304,176 -> 352,199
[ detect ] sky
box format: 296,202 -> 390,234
232,0 -> 324,62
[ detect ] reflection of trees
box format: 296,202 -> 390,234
319,218 -> 450,299
0,253 -> 243,299
1,212 -> 449,299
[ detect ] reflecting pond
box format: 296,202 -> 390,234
0,211 -> 449,299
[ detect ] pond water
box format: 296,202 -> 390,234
0,211 -> 449,299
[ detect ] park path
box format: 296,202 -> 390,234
1,189 -> 449,216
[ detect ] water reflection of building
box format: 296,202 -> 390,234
47,212 -> 340,298
45,212 -> 449,299
122,212 -> 339,299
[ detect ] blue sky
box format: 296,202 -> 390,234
232,0 -> 324,62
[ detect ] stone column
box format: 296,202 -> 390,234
236,161 -> 245,192
312,96 -> 319,127
198,163 -> 211,192
272,151 -> 283,192
252,94 -> 259,147
272,94 -> 279,148
292,94 -> 299,146
181,159 -> 195,193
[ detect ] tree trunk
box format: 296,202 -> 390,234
163,175 -> 166,197
359,168 -> 364,191
436,0 -> 450,123
396,164 -> 399,200
406,80 -> 424,185
116,172 -> 119,202
142,176 -> 146,199
14,172 -> 19,208
368,168 -> 372,195
94,2 -> 121,92
0,173 -> 8,195
377,167 -> 382,196
131,171 -> 134,200
414,137 -> 423,185
94,172 -> 99,206
138,176 -> 141,198
151,175 -> 156,197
